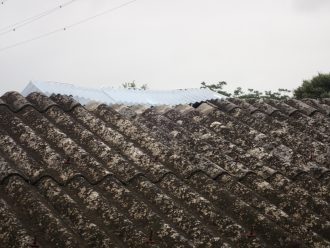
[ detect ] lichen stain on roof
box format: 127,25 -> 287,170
0,91 -> 329,247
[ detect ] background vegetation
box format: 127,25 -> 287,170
121,73 -> 330,100
201,73 -> 330,99
294,73 -> 330,99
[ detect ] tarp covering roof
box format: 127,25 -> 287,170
22,81 -> 224,105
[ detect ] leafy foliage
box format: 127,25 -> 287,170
294,73 -> 330,99
122,81 -> 148,90
201,81 -> 291,99
121,73 -> 330,99
201,81 -> 232,96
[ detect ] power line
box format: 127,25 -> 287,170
66,0 -> 138,29
0,0 -> 77,32
0,28 -> 63,52
0,0 -> 79,36
0,0 -> 139,53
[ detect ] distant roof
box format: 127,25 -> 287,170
22,81 -> 225,105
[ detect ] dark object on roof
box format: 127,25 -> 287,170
0,92 -> 329,247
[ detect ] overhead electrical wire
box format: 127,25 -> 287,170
0,0 -> 79,36
0,0 -> 138,53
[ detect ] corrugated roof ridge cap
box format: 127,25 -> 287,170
153,105 -> 172,114
174,104 -> 194,113
196,102 -> 215,114
2,91 -> 34,111
85,101 -> 103,111
286,99 -> 319,116
0,96 -> 5,104
128,104 -> 149,114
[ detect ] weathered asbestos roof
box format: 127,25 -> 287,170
0,92 -> 330,248
21,81 -> 224,106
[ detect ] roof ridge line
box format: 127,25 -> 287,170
0,169 -> 231,188
0,100 -> 81,113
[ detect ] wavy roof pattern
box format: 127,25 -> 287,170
0,91 -> 329,247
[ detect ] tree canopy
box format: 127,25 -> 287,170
200,81 -> 231,97
293,73 -> 330,99
201,81 -> 291,100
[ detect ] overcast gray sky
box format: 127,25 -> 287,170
0,0 -> 329,95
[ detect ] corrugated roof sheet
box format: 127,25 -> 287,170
21,81 -> 224,106
0,91 -> 330,247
